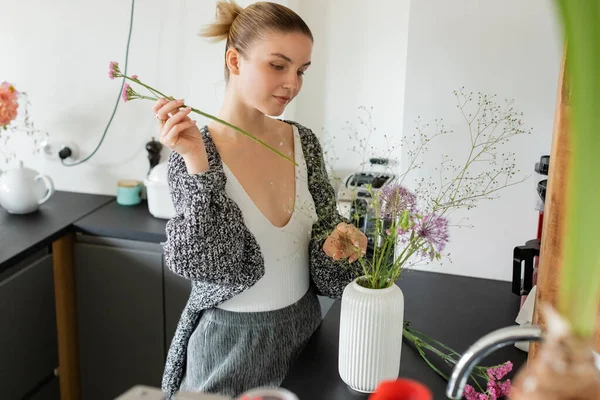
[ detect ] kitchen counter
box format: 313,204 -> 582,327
2,191 -> 528,399
0,190 -> 113,273
73,200 -> 167,243
281,270 -> 527,399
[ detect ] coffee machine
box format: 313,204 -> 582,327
512,155 -> 549,308
336,158 -> 396,259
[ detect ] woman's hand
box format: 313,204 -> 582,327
323,222 -> 368,263
153,98 -> 203,157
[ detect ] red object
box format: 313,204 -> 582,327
368,379 -> 433,400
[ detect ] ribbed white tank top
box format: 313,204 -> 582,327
216,125 -> 318,312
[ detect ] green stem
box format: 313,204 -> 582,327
403,326 -> 486,393
555,0 -> 600,338
125,76 -> 171,100
187,106 -> 297,166
122,74 -> 298,166
404,326 -> 461,357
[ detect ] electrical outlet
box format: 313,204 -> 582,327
39,139 -> 80,161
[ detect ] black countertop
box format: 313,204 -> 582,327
281,270 -> 526,400
73,200 -> 167,243
0,191 -> 113,272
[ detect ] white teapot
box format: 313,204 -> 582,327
0,161 -> 55,214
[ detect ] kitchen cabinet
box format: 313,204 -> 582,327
29,377 -> 60,400
74,235 -> 164,400
0,249 -> 58,400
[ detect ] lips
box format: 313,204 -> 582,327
274,96 -> 291,104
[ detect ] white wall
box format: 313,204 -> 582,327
0,0 -> 293,195
400,0 -> 563,281
293,0 -> 411,186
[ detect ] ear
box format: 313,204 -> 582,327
225,47 -> 241,77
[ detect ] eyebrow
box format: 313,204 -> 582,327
270,52 -> 311,67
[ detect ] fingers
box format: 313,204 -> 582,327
323,235 -> 357,262
152,98 -> 168,113
161,119 -> 197,148
162,106 -> 192,133
323,223 -> 368,263
155,98 -> 185,122
159,107 -> 192,147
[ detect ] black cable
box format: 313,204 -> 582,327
61,0 -> 135,166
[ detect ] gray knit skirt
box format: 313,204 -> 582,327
178,288 -> 322,398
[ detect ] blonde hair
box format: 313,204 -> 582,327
200,0 -> 313,80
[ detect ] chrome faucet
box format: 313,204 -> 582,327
445,325 -> 543,399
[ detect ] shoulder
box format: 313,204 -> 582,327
282,120 -> 323,155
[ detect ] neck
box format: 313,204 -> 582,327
213,84 -> 269,141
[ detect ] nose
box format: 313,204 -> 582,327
282,71 -> 300,93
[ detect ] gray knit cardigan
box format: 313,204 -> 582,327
160,120 -> 360,396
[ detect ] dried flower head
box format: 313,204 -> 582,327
379,184 -> 417,219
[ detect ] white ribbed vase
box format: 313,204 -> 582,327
338,277 -> 404,393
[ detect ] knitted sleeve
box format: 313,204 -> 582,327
297,124 -> 362,299
161,151 -> 264,286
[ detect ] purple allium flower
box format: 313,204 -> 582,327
379,184 -> 416,219
415,213 -> 449,253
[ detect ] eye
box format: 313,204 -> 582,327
270,63 -> 285,71
297,70 -> 306,76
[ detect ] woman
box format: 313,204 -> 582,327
155,1 -> 368,397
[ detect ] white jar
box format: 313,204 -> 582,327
143,161 -> 175,219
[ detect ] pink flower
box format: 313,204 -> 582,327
109,61 -> 121,80
486,379 -> 511,399
464,385 -> 489,400
0,82 -> 19,126
122,83 -> 131,102
464,379 -> 511,400
1,82 -> 19,99
486,361 -> 512,381
131,74 -> 138,80
496,379 -> 511,397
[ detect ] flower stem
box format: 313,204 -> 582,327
121,74 -> 298,166
403,325 -> 487,393
188,106 -> 297,166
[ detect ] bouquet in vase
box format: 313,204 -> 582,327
333,90 -> 529,397
341,88 -> 529,290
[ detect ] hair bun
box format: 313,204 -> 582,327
199,0 -> 244,42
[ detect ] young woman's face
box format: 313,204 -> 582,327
233,31 -> 313,117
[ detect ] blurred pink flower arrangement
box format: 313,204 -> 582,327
0,81 -> 49,163
0,82 -> 19,128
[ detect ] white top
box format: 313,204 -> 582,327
216,125 -> 318,312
